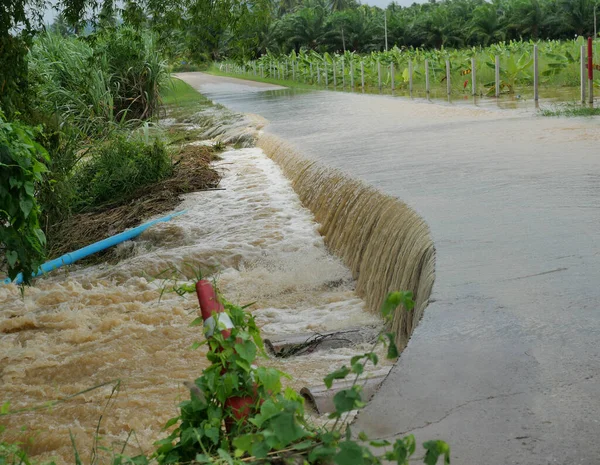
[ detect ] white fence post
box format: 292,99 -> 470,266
333,59 -> 337,87
495,55 -> 500,98
342,59 -> 346,88
408,60 -> 413,95
377,60 -> 382,90
533,45 -> 539,102
361,61 -> 365,91
391,63 -> 395,91
350,61 -> 354,89
589,38 -> 594,104
581,45 -> 587,103
471,57 -> 476,96
425,59 -> 430,97
325,62 -> 328,87
446,60 -> 451,96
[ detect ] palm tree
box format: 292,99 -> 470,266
469,3 -> 505,45
284,3 -> 331,50
414,5 -> 465,49
276,0 -> 300,18
329,0 -> 360,13
330,6 -> 379,51
510,0 -> 546,39
558,0 -> 595,37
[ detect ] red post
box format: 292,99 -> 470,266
196,280 -> 232,338
195,280 -> 255,427
588,37 -> 594,81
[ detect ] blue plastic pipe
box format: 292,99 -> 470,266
3,210 -> 187,285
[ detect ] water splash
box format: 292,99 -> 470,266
258,135 -> 435,350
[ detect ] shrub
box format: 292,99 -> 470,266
73,134 -> 172,210
0,34 -> 31,118
29,28 -> 167,140
0,111 -> 49,284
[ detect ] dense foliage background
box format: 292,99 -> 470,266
69,0 -> 600,62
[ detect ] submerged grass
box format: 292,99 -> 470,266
540,104 -> 600,117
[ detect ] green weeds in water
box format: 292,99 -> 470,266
0,380 -> 123,465
540,104 -> 600,117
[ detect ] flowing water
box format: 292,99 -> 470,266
179,73 -> 600,464
0,145 -> 388,463
257,136 -> 434,350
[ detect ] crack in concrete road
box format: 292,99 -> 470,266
379,391 -> 526,439
503,267 -> 568,282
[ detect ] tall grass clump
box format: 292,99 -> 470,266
29,32 -> 115,140
72,135 -> 172,210
29,28 -> 168,140
94,27 -> 169,121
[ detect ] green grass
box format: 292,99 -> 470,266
540,104 -> 600,117
160,77 -> 210,106
160,77 -> 215,122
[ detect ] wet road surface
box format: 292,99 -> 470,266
179,72 -> 600,465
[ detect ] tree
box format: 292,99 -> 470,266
282,1 -> 331,51
558,0 -> 596,37
330,6 -> 380,52
469,3 -> 505,46
509,0 -> 547,39
413,4 -> 465,48
0,0 -> 46,116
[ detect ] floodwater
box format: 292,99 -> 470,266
180,73 -> 600,464
0,146 -> 387,463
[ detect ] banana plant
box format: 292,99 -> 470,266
485,52 -> 532,93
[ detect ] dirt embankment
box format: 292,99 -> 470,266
49,143 -> 221,260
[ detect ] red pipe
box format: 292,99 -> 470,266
195,279 -> 255,426
589,37 -> 594,81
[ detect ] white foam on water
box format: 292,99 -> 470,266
0,146 -> 384,464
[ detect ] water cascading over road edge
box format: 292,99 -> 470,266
258,134 -> 435,349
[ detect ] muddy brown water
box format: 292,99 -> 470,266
0,147 -> 387,463
179,72 -> 600,464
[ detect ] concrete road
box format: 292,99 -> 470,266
180,72 -> 600,465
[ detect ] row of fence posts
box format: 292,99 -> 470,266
222,41 -> 595,103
